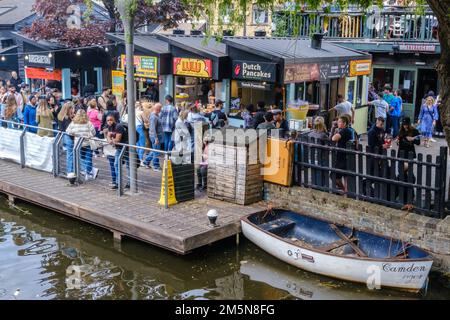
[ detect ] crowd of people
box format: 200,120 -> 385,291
0,71 -> 224,192
0,68 -> 445,200
367,84 -> 443,148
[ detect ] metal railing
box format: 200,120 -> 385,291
0,120 -> 197,209
294,136 -> 448,219
272,6 -> 438,42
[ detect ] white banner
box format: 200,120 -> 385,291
0,127 -> 54,173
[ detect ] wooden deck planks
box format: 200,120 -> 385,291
0,159 -> 264,254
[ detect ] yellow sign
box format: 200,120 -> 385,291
111,70 -> 125,98
159,160 -> 178,206
173,57 -> 212,78
349,59 -> 372,76
120,54 -> 158,79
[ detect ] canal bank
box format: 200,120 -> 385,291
2,198 -> 450,300
264,184 -> 450,274
0,158 -> 264,254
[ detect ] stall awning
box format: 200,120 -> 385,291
224,37 -> 372,83
25,67 -> 62,81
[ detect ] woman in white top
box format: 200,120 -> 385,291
66,109 -> 97,180
172,110 -> 191,164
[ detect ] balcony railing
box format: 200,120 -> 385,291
272,6 -> 438,42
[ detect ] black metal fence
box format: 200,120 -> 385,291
294,137 -> 448,218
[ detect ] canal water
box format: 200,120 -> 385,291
1,197 -> 450,300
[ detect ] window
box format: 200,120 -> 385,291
399,70 -> 415,104
252,5 -> 268,25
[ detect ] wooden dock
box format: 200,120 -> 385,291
0,159 -> 265,254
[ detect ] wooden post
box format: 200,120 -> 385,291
7,194 -> 15,205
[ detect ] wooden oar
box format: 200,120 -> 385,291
330,224 -> 368,257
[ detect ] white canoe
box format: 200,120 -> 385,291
241,209 -> 433,293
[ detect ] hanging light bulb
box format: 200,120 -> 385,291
105,47 -> 109,52
48,52 -> 53,58
76,50 -> 81,56
25,55 -> 29,60
1,56 -> 5,61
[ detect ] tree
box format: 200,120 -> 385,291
24,0 -> 110,46
190,0 -> 450,149
24,0 -> 189,46
102,0 -> 189,32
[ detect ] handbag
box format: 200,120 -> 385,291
89,139 -> 101,151
103,143 -> 116,157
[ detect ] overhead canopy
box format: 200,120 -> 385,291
223,37 -> 372,83
157,35 -> 229,80
107,33 -> 170,56
107,33 -> 171,76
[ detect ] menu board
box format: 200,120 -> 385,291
284,64 -> 320,83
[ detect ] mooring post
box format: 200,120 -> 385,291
236,233 -> 240,246
7,194 -> 15,205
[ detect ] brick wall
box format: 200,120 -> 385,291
264,183 -> 450,273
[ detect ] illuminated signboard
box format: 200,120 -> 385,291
120,54 -> 158,79
349,60 -> 372,77
173,58 -> 212,78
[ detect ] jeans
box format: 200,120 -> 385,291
64,135 -> 74,174
163,131 -> 173,151
197,165 -> 208,188
144,136 -> 162,169
108,148 -> 130,185
80,146 -> 93,175
136,125 -> 146,161
391,116 -> 400,138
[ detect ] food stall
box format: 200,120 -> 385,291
159,35 -> 230,112
223,37 -> 372,134
106,33 -> 172,103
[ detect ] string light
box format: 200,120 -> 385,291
76,50 -> 82,56
0,42 -> 118,58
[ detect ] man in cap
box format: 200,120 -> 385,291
210,99 -> 228,129
272,109 -> 289,138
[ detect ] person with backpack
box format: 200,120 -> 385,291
210,100 -> 228,129
418,95 -> 439,148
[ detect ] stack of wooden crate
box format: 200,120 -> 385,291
207,141 -> 263,205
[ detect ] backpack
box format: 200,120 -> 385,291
211,111 -> 221,129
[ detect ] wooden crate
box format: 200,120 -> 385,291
207,142 -> 263,205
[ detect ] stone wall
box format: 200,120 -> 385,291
264,183 -> 450,274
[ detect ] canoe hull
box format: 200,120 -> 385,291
241,220 -> 433,292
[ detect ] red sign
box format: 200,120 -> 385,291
173,58 -> 212,78
25,67 -> 62,81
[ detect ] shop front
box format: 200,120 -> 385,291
224,37 -> 372,133
369,50 -> 440,121
230,60 -> 278,111
23,52 -> 62,91
172,57 -> 214,107
14,33 -> 112,99
107,33 -> 172,104
159,35 -> 229,112
119,54 -> 159,100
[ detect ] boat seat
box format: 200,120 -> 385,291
259,218 -> 296,233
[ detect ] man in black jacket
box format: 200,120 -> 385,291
367,117 -> 388,154
252,101 -> 266,129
